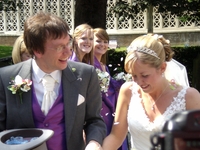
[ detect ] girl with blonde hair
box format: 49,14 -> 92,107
69,23 -> 94,65
12,35 -> 31,64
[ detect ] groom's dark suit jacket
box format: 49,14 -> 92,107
0,59 -> 106,150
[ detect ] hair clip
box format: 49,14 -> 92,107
152,34 -> 163,40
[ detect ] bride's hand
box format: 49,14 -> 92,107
85,140 -> 102,150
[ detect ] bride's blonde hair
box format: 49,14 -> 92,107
125,34 -> 174,74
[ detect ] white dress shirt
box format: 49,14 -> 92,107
32,59 -> 61,106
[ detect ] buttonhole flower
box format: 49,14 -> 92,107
7,75 -> 32,104
72,68 -> 76,72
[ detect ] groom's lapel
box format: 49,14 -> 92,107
62,63 -> 81,141
18,59 -> 32,80
18,59 -> 35,127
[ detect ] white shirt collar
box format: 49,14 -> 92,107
32,59 -> 61,84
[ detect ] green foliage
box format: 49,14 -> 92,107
0,45 -> 12,58
0,46 -> 13,67
188,0 -> 199,2
0,0 -> 23,11
109,0 -> 200,22
107,48 -> 127,76
173,46 -> 200,87
108,0 -> 149,21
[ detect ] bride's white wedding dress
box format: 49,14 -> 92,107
127,82 -> 188,150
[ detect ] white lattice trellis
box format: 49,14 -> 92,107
0,0 -> 199,35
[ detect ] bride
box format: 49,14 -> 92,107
102,34 -> 200,150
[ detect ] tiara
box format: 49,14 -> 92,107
127,46 -> 160,59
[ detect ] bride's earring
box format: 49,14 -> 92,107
162,73 -> 165,77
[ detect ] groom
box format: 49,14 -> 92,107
0,12 -> 106,150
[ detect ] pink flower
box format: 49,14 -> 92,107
7,75 -> 32,103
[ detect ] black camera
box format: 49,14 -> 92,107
150,110 -> 200,150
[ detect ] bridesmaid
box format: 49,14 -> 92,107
93,28 -> 129,150
69,23 -> 94,65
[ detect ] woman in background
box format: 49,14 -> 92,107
12,35 -> 31,64
69,23 -> 94,65
93,28 -> 129,150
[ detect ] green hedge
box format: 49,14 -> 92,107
0,46 -> 13,67
0,46 -> 12,58
173,46 -> 200,90
107,46 -> 200,91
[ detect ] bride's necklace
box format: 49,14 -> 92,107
149,84 -> 168,111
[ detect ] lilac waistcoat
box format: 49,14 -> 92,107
32,85 -> 66,150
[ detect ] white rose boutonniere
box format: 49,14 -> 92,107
7,75 -> 32,103
96,68 -> 110,93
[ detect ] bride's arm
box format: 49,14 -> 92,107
102,82 -> 132,150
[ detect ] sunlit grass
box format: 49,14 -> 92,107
0,46 -> 13,58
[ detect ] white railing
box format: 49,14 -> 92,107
0,0 -> 199,36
